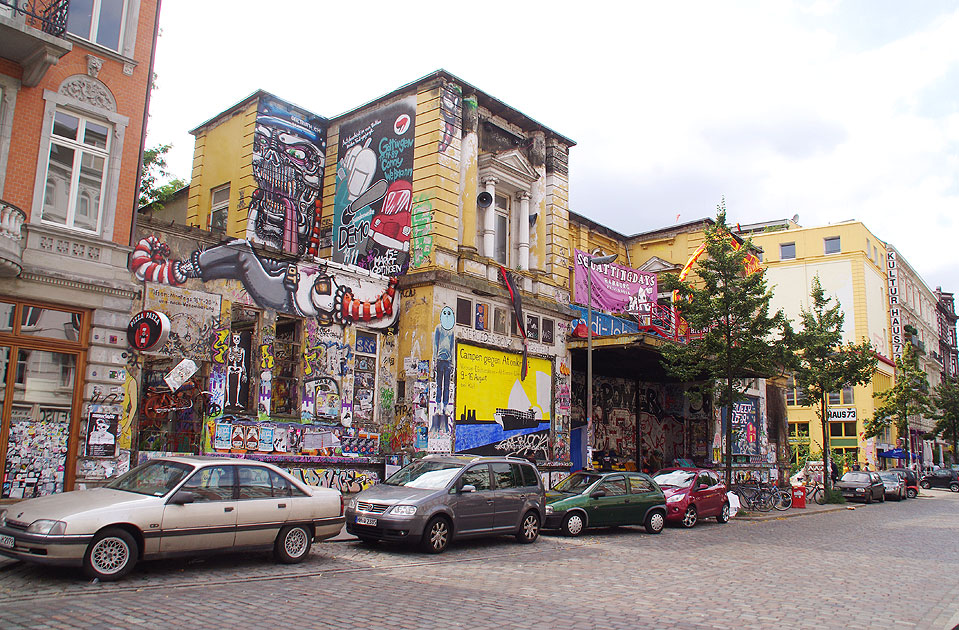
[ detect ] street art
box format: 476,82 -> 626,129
438,84 -> 461,155
721,397 -> 760,457
432,306 -> 455,432
454,344 -> 551,456
410,193 -> 433,269
493,431 -> 549,460
284,467 -> 379,493
143,284 -> 222,362
225,332 -> 251,408
333,97 -> 416,274
247,97 -> 327,256
131,236 -> 399,329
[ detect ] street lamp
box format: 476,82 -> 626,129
585,252 -> 618,469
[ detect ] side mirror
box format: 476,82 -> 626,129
170,490 -> 195,505
460,484 -> 476,494
697,483 -> 709,490
589,490 -> 606,500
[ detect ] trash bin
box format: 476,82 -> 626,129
792,485 -> 806,509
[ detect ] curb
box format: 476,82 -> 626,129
733,505 -> 847,521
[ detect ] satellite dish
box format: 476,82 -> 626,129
792,214 -> 800,224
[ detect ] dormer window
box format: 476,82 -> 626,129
478,149 -> 539,270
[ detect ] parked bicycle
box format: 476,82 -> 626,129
802,482 -> 827,505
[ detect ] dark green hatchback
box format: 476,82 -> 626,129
543,471 -> 667,536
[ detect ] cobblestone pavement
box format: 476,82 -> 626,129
1,490 -> 958,629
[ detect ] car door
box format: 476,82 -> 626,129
627,474 -> 659,524
491,462 -> 527,532
234,465 -> 291,547
706,471 -> 726,514
160,465 -> 237,553
689,472 -> 716,516
585,476 -> 629,526
449,464 -> 494,536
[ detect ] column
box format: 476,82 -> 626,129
517,191 -> 530,270
482,177 -> 497,258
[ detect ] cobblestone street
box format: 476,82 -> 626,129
1,490 -> 957,629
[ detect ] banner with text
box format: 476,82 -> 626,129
573,249 -> 657,313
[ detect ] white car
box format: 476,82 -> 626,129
0,457 -> 344,581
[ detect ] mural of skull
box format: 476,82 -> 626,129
248,100 -> 326,255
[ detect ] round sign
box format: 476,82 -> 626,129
127,310 -> 170,351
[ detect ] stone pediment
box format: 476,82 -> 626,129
637,256 -> 677,273
478,149 -> 539,189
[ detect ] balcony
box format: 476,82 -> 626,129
0,199 -> 26,276
0,0 -> 72,87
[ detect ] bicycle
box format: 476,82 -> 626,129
802,482 -> 826,505
733,483 -> 776,512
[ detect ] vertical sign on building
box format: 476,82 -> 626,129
887,247 -> 902,360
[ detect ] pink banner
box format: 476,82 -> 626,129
573,249 -> 658,313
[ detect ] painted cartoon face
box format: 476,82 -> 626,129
440,306 -> 454,331
232,332 -> 241,346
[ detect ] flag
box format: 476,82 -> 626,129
499,266 -> 528,380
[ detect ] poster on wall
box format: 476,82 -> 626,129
3,406 -> 69,499
573,249 -> 658,314
85,409 -> 119,458
144,283 -> 222,361
247,96 -> 327,257
721,397 -> 761,456
333,96 -> 416,275
454,344 -> 552,459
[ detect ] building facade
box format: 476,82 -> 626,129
0,0 -> 161,498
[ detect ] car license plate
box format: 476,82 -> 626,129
0,535 -> 14,549
356,516 -> 377,527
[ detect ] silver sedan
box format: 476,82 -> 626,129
0,457 -> 344,580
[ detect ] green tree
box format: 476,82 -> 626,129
863,344 -> 931,468
792,275 -> 876,491
139,143 -> 187,209
931,376 -> 959,466
660,200 -> 792,485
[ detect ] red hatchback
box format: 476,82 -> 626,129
652,468 -> 730,528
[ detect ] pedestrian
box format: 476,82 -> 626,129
852,461 -> 861,471
830,459 -> 839,484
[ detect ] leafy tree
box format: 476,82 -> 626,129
139,143 -> 187,209
931,376 -> 959,465
864,344 -> 931,469
660,200 -> 792,485
792,275 -> 876,491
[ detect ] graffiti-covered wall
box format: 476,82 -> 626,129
333,97 -> 416,275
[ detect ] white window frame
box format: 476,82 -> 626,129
40,110 -> 111,234
210,183 -> 230,231
66,0 -> 135,55
494,193 -> 510,265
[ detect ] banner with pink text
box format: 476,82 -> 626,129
573,249 -> 658,313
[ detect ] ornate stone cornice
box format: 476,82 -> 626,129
59,75 -> 116,112
19,271 -> 139,299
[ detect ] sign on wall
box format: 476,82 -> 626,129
721,397 -> 760,457
126,310 -> 170,352
827,407 -> 857,422
333,96 -> 417,276
573,249 -> 658,313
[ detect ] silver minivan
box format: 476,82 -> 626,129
345,455 -> 545,553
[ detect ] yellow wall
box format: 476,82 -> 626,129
186,100 -> 257,236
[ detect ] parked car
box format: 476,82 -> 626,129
919,469 -> 959,492
652,468 -> 729,528
0,457 -> 345,581
886,468 -> 920,498
878,471 -> 906,501
543,471 -> 666,536
345,455 -> 545,553
836,471 -> 885,503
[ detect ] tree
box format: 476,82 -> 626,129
863,344 -> 931,469
792,275 -> 876,491
139,144 -> 187,209
660,200 -> 792,485
931,376 -> 959,466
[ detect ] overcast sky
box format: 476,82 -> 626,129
146,0 -> 959,293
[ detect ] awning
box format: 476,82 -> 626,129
878,448 -> 906,459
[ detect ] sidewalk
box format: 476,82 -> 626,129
733,501 -> 848,521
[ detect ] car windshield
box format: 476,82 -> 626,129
878,472 -> 899,482
106,460 -> 194,496
384,460 -> 464,490
653,470 -> 696,488
553,473 -> 603,494
841,472 -> 871,483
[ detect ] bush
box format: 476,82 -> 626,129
823,488 -> 846,504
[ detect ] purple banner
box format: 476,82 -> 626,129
573,249 -> 658,313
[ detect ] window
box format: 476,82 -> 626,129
780,243 -> 796,260
67,0 -> 127,52
460,465 -> 491,491
541,318 -> 554,345
628,476 -> 653,493
237,466 -> 274,499
827,386 -> 854,406
824,236 -> 840,255
520,464 -> 540,488
491,462 -> 518,489
494,194 -> 509,265
456,297 -> 472,326
784,375 -> 807,406
271,317 -> 301,417
210,184 -> 230,232
181,466 -> 236,502
493,307 -> 508,335
42,111 -> 110,233
788,422 -> 810,441
829,422 -> 857,438
866,239 -> 871,261
474,303 -> 489,331
525,314 -> 539,341
598,476 -> 627,496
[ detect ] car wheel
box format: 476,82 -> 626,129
645,510 -> 665,534
682,505 -> 698,528
920,480 -> 931,489
716,502 -> 730,524
83,528 -> 138,581
950,483 -> 959,493
879,491 -> 885,503
865,491 -> 873,504
907,488 -> 918,499
421,516 -> 452,554
562,512 -> 586,537
516,511 -> 540,544
274,524 -> 312,564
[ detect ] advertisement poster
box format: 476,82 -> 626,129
573,249 -> 658,313
85,409 -> 119,458
721,397 -> 760,456
333,96 -> 416,275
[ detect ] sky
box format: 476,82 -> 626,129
146,0 -> 959,292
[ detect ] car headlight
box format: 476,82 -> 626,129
0,509 -> 6,528
855,488 -> 865,493
347,498 -> 356,510
545,505 -> 554,515
667,494 -> 685,504
26,520 -> 67,535
390,505 -> 417,516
